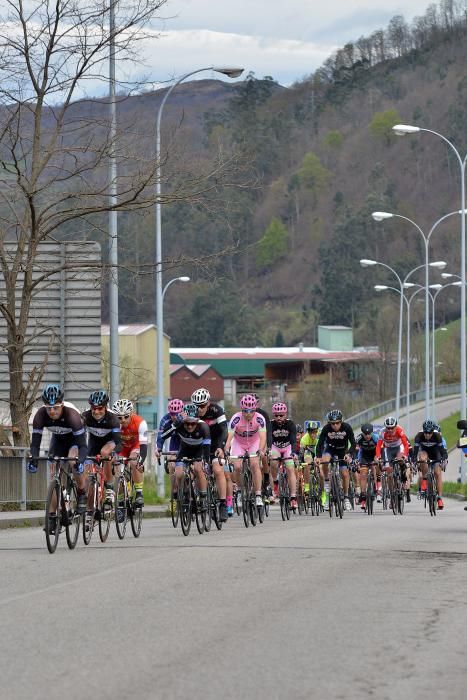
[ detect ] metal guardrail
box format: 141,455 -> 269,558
346,383 -> 461,429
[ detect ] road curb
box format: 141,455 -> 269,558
0,507 -> 169,529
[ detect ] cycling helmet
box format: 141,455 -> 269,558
168,398 -> 184,414
327,409 -> 343,422
423,419 -> 436,433
384,416 -> 397,428
42,384 -> 64,406
296,424 -> 303,433
112,399 -> 134,417
88,389 -> 109,407
304,420 -> 320,431
191,388 -> 210,405
240,394 -> 258,410
361,423 -> 374,434
183,403 -> 199,420
272,402 -> 287,415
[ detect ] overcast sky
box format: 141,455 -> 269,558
142,0 -> 433,87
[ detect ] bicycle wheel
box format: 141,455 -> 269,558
332,474 -> 343,519
242,479 -> 250,528
65,478 -> 81,550
211,481 -> 222,531
99,503 -> 112,542
204,483 -> 213,533
428,475 -> 437,516
398,484 -> 405,515
45,479 -> 61,554
170,485 -> 179,529
257,496 -> 264,523
130,494 -> 143,537
366,476 -> 374,516
179,474 -> 192,536
234,489 -> 241,516
83,482 -> 97,545
249,491 -> 258,526
115,476 -> 128,539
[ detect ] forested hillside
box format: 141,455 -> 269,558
99,0 -> 467,363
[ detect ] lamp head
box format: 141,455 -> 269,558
403,282 -> 415,288
392,124 -> 420,135
441,273 -> 453,278
213,67 -> 244,78
179,276 -> 190,282
360,259 -> 377,267
372,212 -> 393,221
429,261 -> 447,269
429,284 -> 443,290
374,285 -> 388,291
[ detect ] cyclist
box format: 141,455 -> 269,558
112,399 -> 148,507
299,420 -> 321,499
269,402 -> 297,510
375,417 -> 410,502
171,403 -> 211,511
224,394 -> 267,508
82,389 -> 121,508
413,419 -> 447,510
155,398 -> 184,506
314,409 -> 356,511
191,388 -> 229,522
355,423 -> 379,510
28,384 -> 88,524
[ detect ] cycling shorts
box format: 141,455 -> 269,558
270,444 -> 294,464
230,436 -> 260,459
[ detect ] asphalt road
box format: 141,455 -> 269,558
1,498 -> 467,700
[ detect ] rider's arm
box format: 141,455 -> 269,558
201,423 -> 211,462
315,427 -> 327,459
346,424 -> 356,456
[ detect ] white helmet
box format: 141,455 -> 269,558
112,399 -> 134,416
191,388 -> 210,405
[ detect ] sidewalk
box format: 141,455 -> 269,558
0,504 -> 169,529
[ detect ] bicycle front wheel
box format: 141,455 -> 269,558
65,479 -> 81,550
115,476 -> 128,539
130,497 -> 143,537
83,482 -> 97,545
99,504 -> 112,542
45,479 -> 61,554
428,475 -> 437,516
179,474 -> 192,536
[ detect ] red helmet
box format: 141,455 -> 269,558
168,398 -> 184,414
272,402 -> 287,415
240,394 -> 258,410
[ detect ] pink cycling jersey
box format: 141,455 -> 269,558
229,411 -> 266,456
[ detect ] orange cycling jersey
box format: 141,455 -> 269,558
119,414 -> 148,453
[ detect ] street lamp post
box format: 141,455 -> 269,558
392,123 -> 467,480
155,67 -> 243,496
372,210 -> 451,417
162,276 -> 190,302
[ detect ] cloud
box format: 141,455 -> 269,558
140,29 -> 338,86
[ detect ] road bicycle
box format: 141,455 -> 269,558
44,456 -> 81,554
240,451 -> 261,527
389,458 -> 406,516
204,461 -> 222,532
307,458 -> 323,516
178,457 -> 208,536
83,455 -> 113,545
358,461 -> 377,515
417,459 -> 440,516
296,462 -> 308,515
277,456 -> 291,521
114,455 -> 144,539
327,457 -> 345,519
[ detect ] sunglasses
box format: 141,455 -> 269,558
118,415 -> 130,420
242,408 -> 255,413
46,404 -> 63,410
273,414 -> 287,418
197,401 -> 209,408
330,421 -> 341,425
91,405 -> 106,411
185,420 -> 198,426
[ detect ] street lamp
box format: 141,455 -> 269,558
393,123 -> 467,481
155,66 -> 243,496
162,276 -> 190,302
372,210 -> 450,417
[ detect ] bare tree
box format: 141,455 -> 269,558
0,0 -> 178,444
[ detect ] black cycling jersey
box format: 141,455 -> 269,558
198,402 -> 228,454
82,408 -> 121,455
316,421 -> 356,459
173,420 -> 211,462
271,419 -> 297,449
413,431 -> 446,463
356,432 -> 378,461
30,403 -> 87,463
